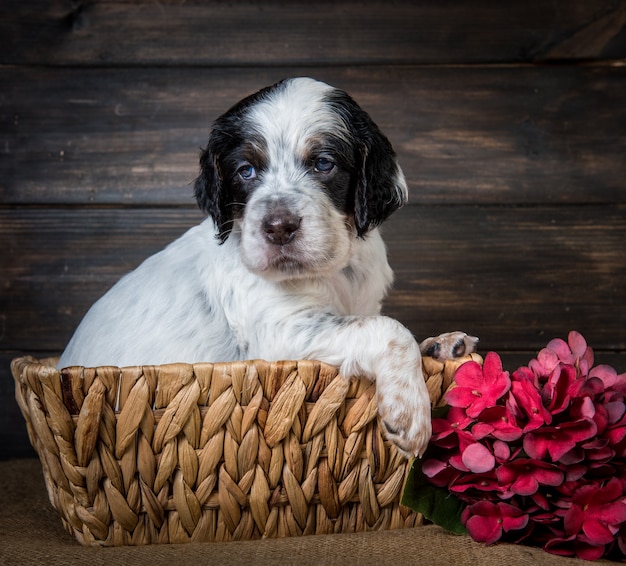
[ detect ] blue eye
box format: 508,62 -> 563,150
314,157 -> 335,173
237,164 -> 256,180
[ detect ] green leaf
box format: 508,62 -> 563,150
401,457 -> 467,535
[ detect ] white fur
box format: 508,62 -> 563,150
58,78 -> 432,456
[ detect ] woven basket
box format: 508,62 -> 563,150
12,354 -> 480,546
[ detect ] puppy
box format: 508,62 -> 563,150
58,77 -> 477,457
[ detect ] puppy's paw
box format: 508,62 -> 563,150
379,391 -> 432,458
420,331 -> 479,362
375,356 -> 432,457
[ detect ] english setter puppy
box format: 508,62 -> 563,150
59,77 -> 477,457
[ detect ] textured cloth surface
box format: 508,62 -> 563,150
0,458 -> 615,565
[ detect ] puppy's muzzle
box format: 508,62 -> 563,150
263,209 -> 301,245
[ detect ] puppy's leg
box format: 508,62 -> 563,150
419,331 -> 479,362
273,315 -> 432,457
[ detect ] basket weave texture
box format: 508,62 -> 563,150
12,354 -> 479,546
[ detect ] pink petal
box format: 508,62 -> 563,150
444,387 -> 474,410
607,425 -> 626,447
594,500 -> 626,526
578,397 -> 596,420
483,352 -> 511,396
523,419 -> 597,462
511,474 -> 539,496
531,349 -> 559,377
568,331 -> 588,359
451,360 -> 485,390
465,514 -> 502,545
574,542 -> 606,562
502,511 -> 529,532
495,465 -> 515,485
544,535 -> 577,557
511,379 -> 552,431
523,432 -> 551,460
605,401 -> 625,425
449,473 -> 502,494
473,406 -> 522,442
582,517 -> 615,545
492,440 -> 511,461
449,453 -> 470,472
471,422 -> 495,440
592,477 -> 623,504
544,364 -> 576,414
483,352 -> 504,382
590,365 -> 618,389
547,338 -> 574,364
564,504 -> 584,535
536,466 -> 565,487
422,458 -> 447,478
462,443 -> 495,473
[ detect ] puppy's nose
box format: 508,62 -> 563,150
263,211 -> 301,245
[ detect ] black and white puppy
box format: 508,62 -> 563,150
58,77 -> 477,457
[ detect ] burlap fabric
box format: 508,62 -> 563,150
0,458 -> 612,565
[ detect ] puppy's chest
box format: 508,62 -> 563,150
291,268 -> 385,317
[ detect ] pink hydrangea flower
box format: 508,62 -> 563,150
495,458 -> 564,496
564,478 -> 626,546
461,501 -> 529,545
545,330 -> 594,374
407,333 -> 626,560
523,418 -> 597,462
445,352 -> 511,418
508,374 -> 552,432
471,405 -> 522,442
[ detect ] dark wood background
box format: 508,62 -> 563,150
2,1 -> 625,459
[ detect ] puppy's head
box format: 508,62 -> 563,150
194,77 -> 407,281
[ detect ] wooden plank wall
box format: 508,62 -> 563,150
1,1 -> 625,458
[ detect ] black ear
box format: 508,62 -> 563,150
193,131 -> 234,243
329,91 -> 408,237
194,82 -> 280,242
353,131 -> 408,237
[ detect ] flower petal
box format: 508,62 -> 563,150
462,443 -> 495,474
568,331 -> 588,360
465,514 -> 502,546
547,338 -> 574,364
581,518 -> 615,545
590,365 -> 618,389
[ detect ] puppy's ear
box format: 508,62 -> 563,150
330,91 -> 408,237
194,134 -> 233,243
354,133 -> 408,237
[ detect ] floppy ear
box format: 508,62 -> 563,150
329,91 -> 408,237
352,116 -> 408,238
194,83 -> 276,242
193,132 -> 234,243
354,138 -> 408,240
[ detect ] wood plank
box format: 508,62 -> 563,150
384,204 -> 626,354
2,205 -> 624,355
3,65 -> 626,206
2,0 -> 625,66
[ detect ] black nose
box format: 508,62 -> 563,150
263,211 -> 301,245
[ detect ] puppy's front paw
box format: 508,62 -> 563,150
378,387 -> 432,458
375,352 -> 432,458
420,331 -> 479,362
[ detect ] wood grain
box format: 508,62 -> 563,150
3,205 -> 624,354
3,65 -> 625,206
2,0 -> 625,66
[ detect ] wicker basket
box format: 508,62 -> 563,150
11,354 -> 479,546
